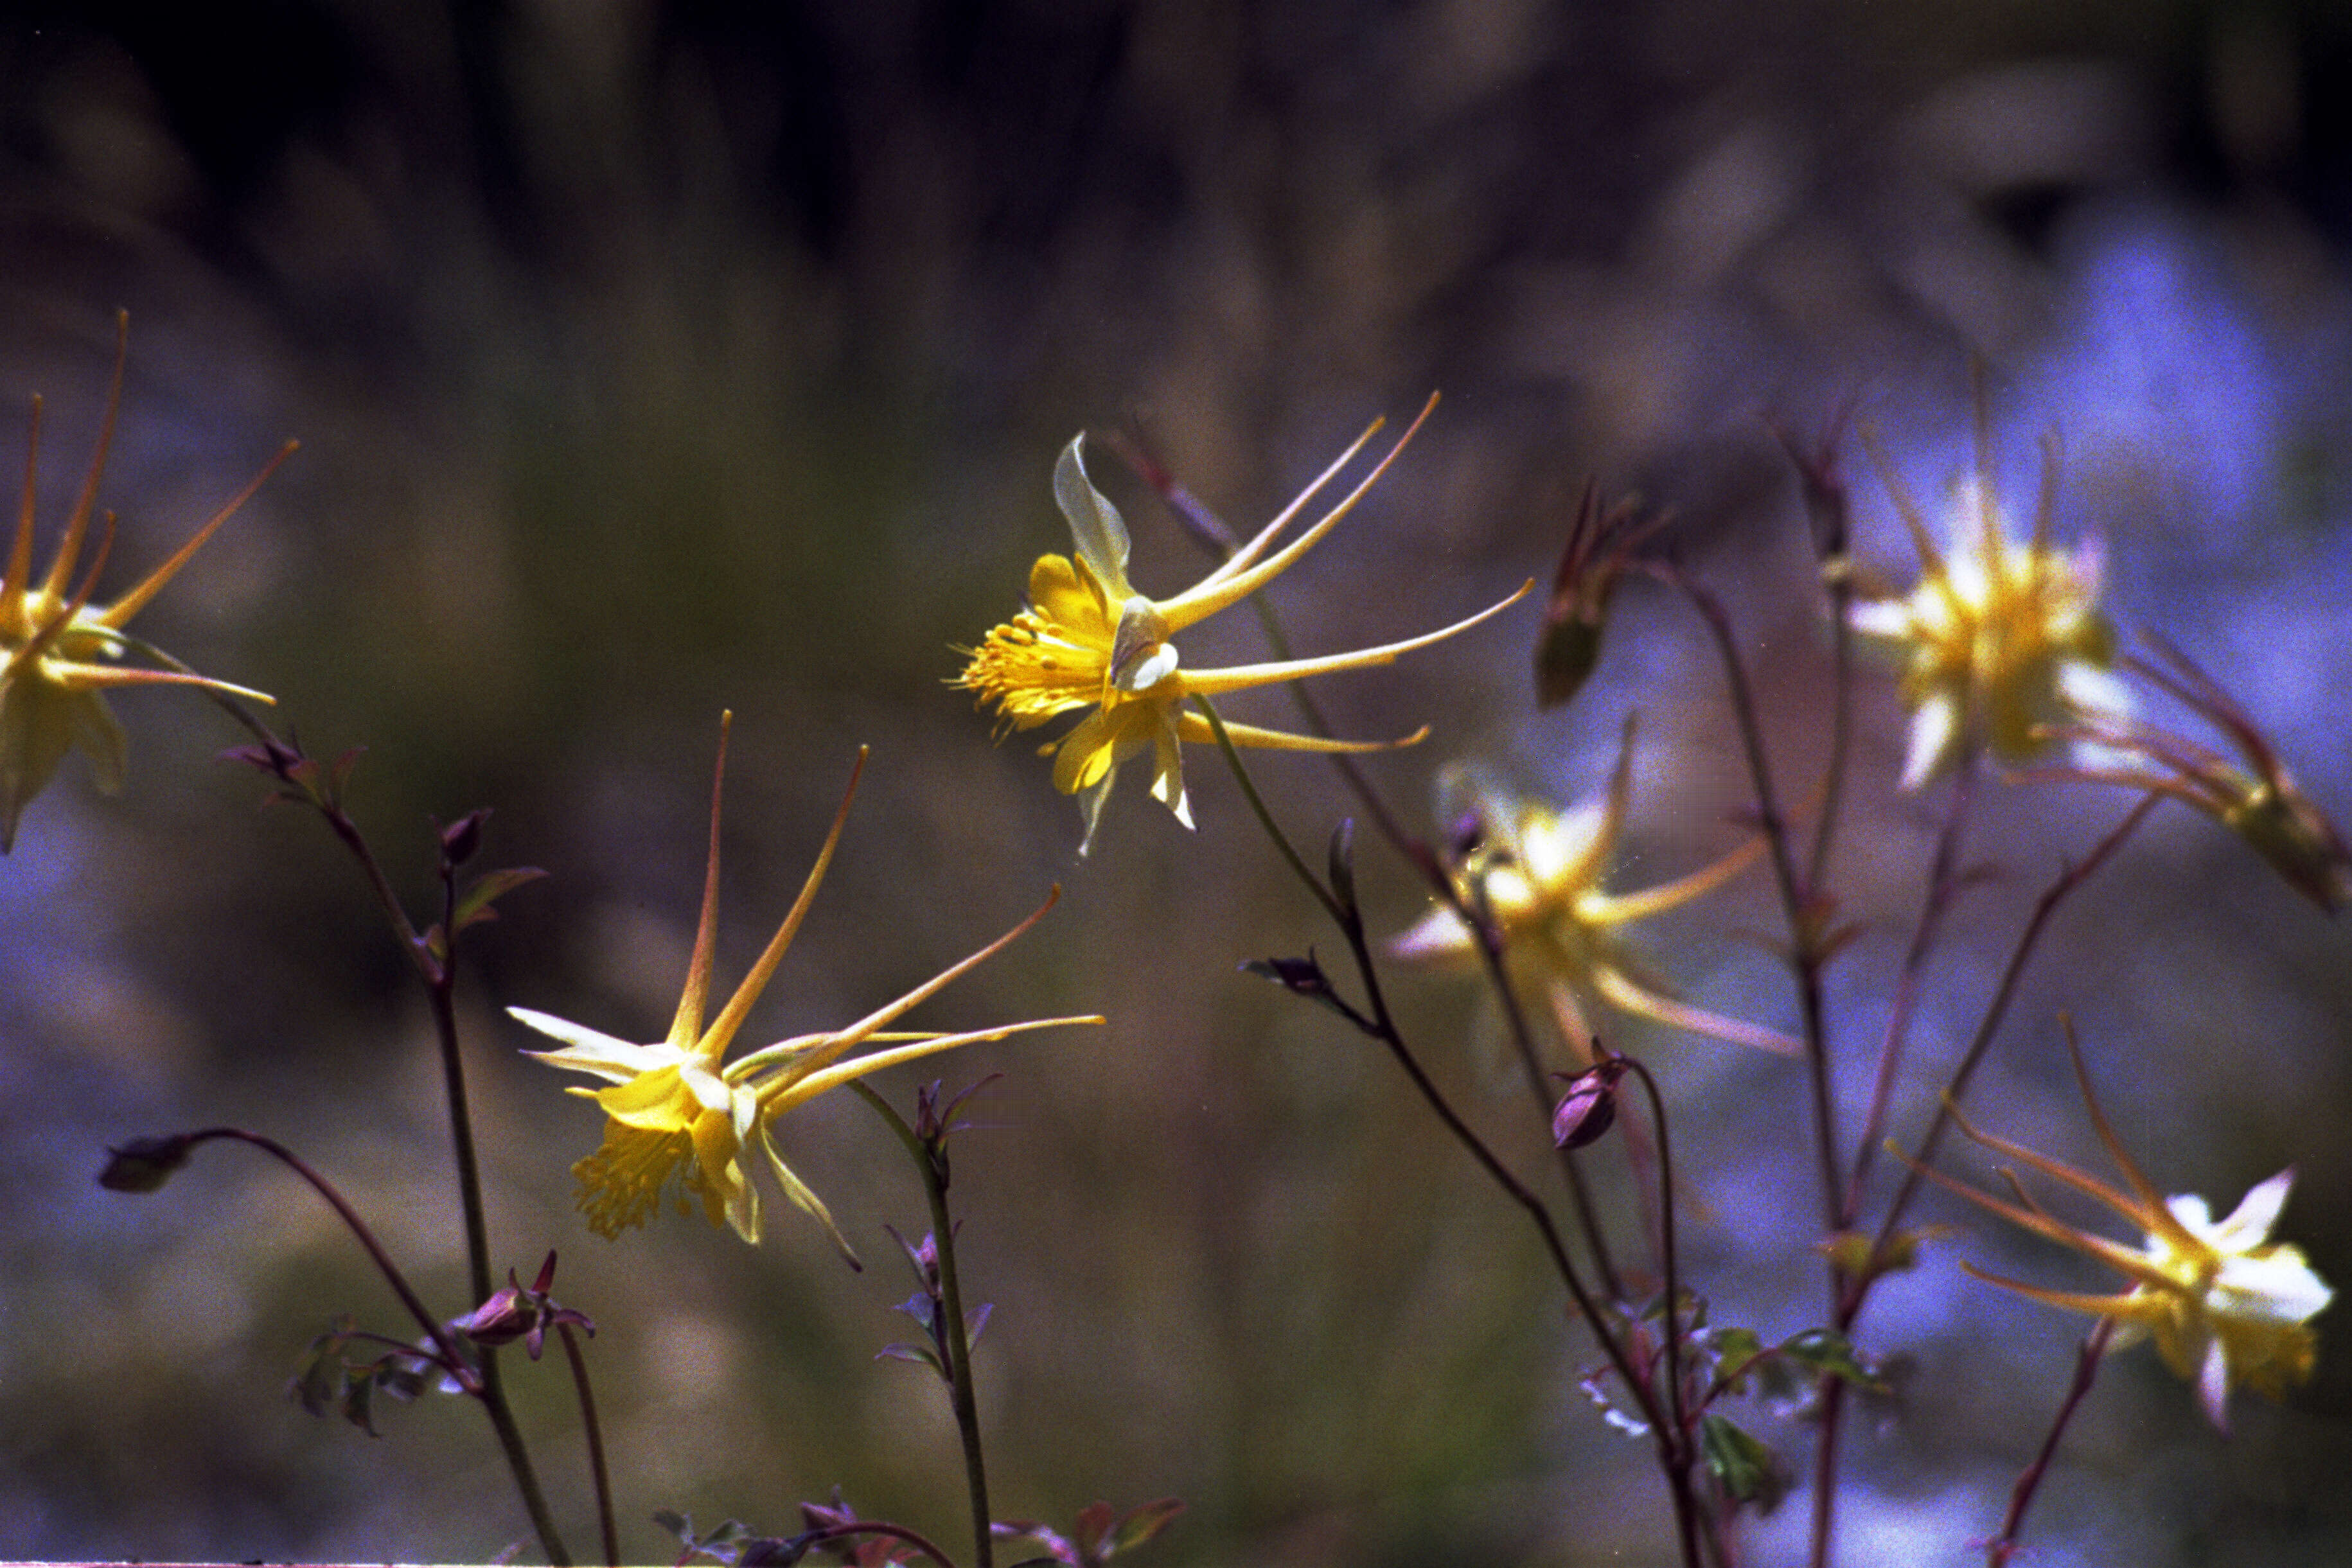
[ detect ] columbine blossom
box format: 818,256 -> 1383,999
1389,717 -> 1796,1059
957,400 -> 1528,850
1850,432 -> 2124,789
1,321 -> 289,849
1902,1035 -> 2332,1429
510,716 -> 1099,1258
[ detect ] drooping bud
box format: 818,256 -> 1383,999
98,1132 -> 199,1192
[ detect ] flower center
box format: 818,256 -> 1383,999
571,1123 -> 695,1238
958,609 -> 1107,724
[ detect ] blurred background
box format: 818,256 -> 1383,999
2,1 -> 2349,1563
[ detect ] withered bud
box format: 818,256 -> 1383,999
447,1251 -> 588,1360
1535,482 -> 1664,710
1244,953 -> 1336,1003
2225,779 -> 2351,915
220,738 -> 303,777
2078,634 -> 2352,915
887,1224 -> 941,1287
99,1133 -> 200,1192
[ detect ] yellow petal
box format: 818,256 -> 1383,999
1028,553 -> 1110,634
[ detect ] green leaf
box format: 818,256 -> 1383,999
1816,1224 -> 1952,1289
1778,1328 -> 1880,1391
455,867 -> 549,931
289,1346 -> 342,1418
1327,820 -> 1359,921
337,1369 -> 379,1436
1108,1499 -> 1185,1556
1707,1326 -> 1766,1392
1535,615 -> 1607,711
876,1341 -> 947,1379
1699,1414 -> 1788,1515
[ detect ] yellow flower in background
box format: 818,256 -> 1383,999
511,716 -> 1100,1258
1,319 -> 290,850
1389,716 -> 1797,1059
957,399 -> 1529,851
1850,432 -> 2123,789
1900,1034 -> 2332,1429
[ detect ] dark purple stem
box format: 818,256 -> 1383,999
1987,1318 -> 2116,1567
558,1321 -> 619,1567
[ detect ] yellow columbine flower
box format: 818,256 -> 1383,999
1850,432 -> 2123,788
1389,717 -> 1797,1059
2,320 -> 289,849
1902,1035 -> 2333,1429
509,716 -> 1100,1257
957,400 -> 1529,850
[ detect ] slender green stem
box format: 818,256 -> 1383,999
1808,571 -> 1855,897
1780,418 -> 1857,896
1464,870 -> 1627,1303
1801,795 -> 2158,1568
1644,563 -> 1846,1568
855,1082 -> 995,1568
927,1177 -> 993,1568
208,694 -> 433,978
427,841 -> 567,1566
558,1323 -> 619,1568
173,1129 -> 474,1382
1190,695 -> 1347,926
1650,565 -> 1841,1235
426,859 -> 498,1353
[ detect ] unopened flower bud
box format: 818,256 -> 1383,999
1552,1062 -> 1626,1149
99,1133 -> 199,1192
439,809 -> 491,868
